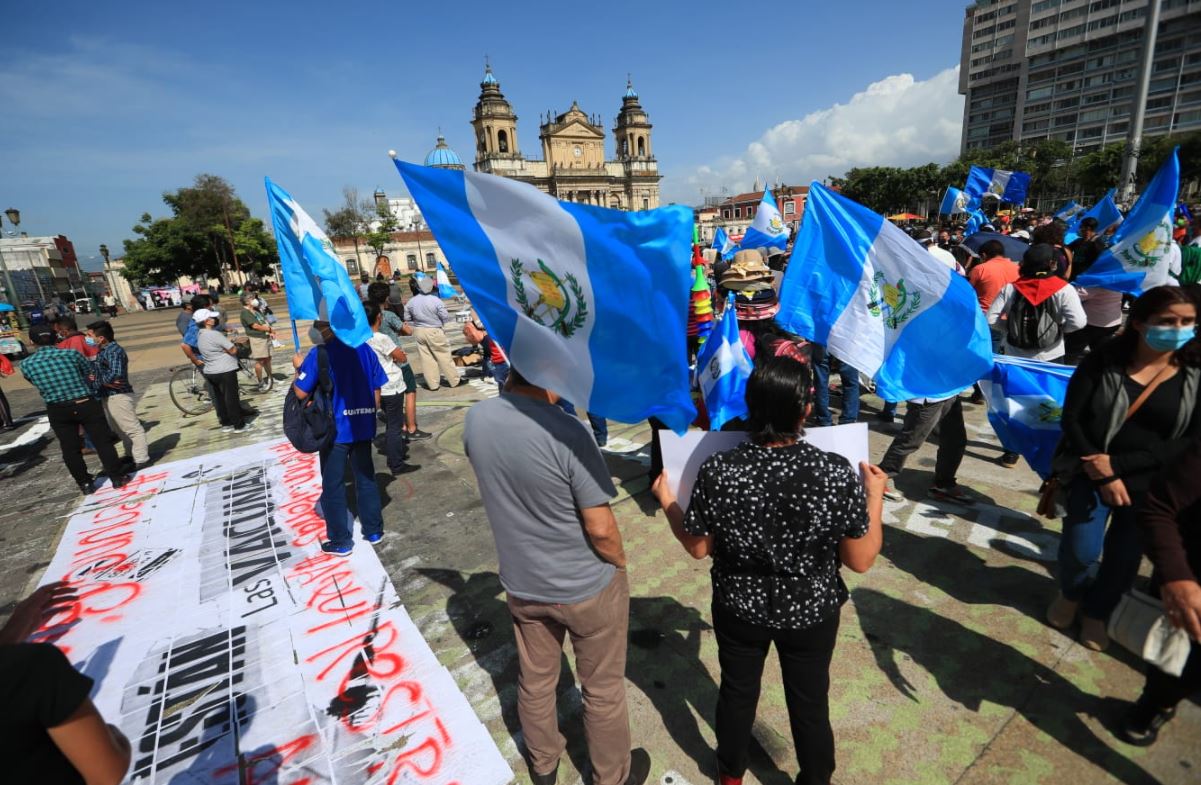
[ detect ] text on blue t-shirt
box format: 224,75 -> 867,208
294,341 -> 388,443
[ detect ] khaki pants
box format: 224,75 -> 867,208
507,571 -> 631,785
412,326 -> 461,391
102,392 -> 149,465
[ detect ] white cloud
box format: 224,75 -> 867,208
680,67 -> 964,198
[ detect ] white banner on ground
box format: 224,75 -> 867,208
32,439 -> 512,785
660,423 -> 869,513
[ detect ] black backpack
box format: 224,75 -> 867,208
283,346 -> 336,453
1006,292 -> 1062,350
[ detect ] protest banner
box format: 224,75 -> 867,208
32,439 -> 512,785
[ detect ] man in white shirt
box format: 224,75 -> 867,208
917,230 -> 963,275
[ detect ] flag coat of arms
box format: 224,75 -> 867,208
776,183 -> 993,402
740,189 -> 789,251
939,186 -> 978,216
978,356 -> 1074,479
1054,201 -> 1084,221
695,294 -> 752,430
396,161 -> 697,432
1064,188 -> 1124,244
1073,149 -> 1180,295
964,166 -> 1032,204
264,178 -> 372,347
712,227 -> 738,261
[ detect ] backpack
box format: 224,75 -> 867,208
283,346 -> 336,453
1006,291 -> 1062,350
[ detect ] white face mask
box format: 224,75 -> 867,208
252,299 -> 261,308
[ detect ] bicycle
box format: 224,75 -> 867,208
168,354 -> 273,416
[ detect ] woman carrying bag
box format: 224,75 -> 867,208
1048,285 -> 1201,651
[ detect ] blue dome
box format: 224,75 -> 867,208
424,135 -> 464,169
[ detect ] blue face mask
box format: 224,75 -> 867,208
1144,325 -> 1196,352
84,336 -> 97,346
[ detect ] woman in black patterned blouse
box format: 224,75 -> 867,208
652,356 -> 886,785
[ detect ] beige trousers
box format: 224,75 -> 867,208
102,393 -> 149,465
412,326 -> 461,391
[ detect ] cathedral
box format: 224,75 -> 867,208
461,64 -> 662,211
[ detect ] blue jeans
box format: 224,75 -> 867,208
319,441 -> 382,547
813,352 -> 860,426
557,400 -> 608,445
491,360 -> 510,387
1058,477 -> 1144,619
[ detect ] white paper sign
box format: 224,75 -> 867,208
660,423 -> 870,512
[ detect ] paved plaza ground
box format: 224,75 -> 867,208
0,305 -> 1197,785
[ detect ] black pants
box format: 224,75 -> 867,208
878,397 -> 966,488
0,382 -> 12,426
380,393 -> 409,471
1142,639 -> 1201,708
1065,324 -> 1120,364
206,370 -> 244,428
713,602 -> 840,785
47,398 -> 124,485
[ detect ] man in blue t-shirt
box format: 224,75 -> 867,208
291,321 -> 389,555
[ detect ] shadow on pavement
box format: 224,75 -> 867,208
147,433 -> 181,463
854,588 -> 1160,785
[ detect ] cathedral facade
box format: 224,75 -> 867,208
468,65 -> 661,211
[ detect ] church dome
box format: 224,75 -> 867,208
424,135 -> 465,170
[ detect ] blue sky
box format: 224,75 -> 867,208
4,0 -> 966,271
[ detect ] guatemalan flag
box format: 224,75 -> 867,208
978,356 -> 1074,479
435,261 -> 457,298
1054,200 -> 1084,221
965,208 -> 990,238
939,186 -> 977,216
1073,149 -> 1180,295
395,161 -> 697,432
740,189 -> 789,251
264,178 -> 372,347
712,227 -> 738,261
695,293 -> 751,430
777,183 -> 993,402
1065,188 -> 1124,244
964,166 -> 1032,204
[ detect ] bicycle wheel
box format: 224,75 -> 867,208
169,366 -> 214,416
237,360 -> 266,394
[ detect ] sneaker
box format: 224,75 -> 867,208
1118,698 -> 1177,746
391,464 -> 420,475
221,425 -> 235,433
882,483 -> 903,502
79,480 -> 96,495
1046,593 -> 1079,630
623,748 -> 651,785
1080,615 -> 1110,651
110,474 -> 132,490
876,411 -> 895,423
233,423 -> 253,434
364,532 -> 385,545
406,429 -> 433,441
928,485 -> 976,505
528,761 -> 558,785
320,541 -> 352,557
1000,451 -> 1021,467
259,380 -> 271,392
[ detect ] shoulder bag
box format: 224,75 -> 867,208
1108,588 -> 1191,677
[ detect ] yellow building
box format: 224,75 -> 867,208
469,65 -> 661,210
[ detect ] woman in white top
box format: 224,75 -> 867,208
988,243 -> 1086,363
364,302 -> 418,476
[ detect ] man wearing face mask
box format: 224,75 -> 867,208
87,320 -> 150,470
239,292 -> 275,391
52,315 -> 100,359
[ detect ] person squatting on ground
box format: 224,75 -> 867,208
1048,285 -> 1201,651
365,302 -> 419,476
404,276 -> 462,391
86,320 -> 150,470
193,309 -> 250,434
367,282 -> 430,440
651,356 -> 886,785
239,292 -> 275,391
292,320 -> 388,555
463,366 -> 652,785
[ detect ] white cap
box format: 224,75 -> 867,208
192,308 -> 219,323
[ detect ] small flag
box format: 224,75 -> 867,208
978,355 -> 1074,479
264,178 -> 372,347
435,261 -> 457,298
965,208 -> 989,238
939,186 -> 977,216
395,161 -> 697,432
1073,149 -> 1180,295
776,183 -> 993,402
1064,188 -> 1124,244
740,189 -> 789,251
695,293 -> 751,430
964,166 -> 1032,204
1054,201 -> 1084,221
712,227 -> 737,261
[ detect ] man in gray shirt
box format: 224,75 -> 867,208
403,276 -> 461,391
463,367 -> 650,785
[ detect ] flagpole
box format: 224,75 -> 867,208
290,318 -> 301,354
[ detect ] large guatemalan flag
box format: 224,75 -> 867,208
740,189 -> 789,251
978,356 -> 1074,479
964,165 -> 1032,204
695,293 -> 752,430
777,183 -> 993,402
1073,149 -> 1180,295
395,161 -> 697,432
264,178 -> 372,347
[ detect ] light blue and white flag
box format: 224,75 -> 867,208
695,293 -> 752,430
435,261 -> 457,298
964,165 -> 1032,204
1064,188 -> 1124,244
777,183 -> 993,402
1073,149 -> 1180,295
978,355 -> 1074,480
740,189 -> 789,251
712,227 -> 738,261
939,186 -> 978,216
264,177 -> 372,347
396,161 -> 697,432
1054,200 -> 1084,221
965,208 -> 990,238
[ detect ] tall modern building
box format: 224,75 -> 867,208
959,0 -> 1201,153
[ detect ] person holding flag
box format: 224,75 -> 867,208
740,189 -> 789,252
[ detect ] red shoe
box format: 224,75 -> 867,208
719,774 -> 743,785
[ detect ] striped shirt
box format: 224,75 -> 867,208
21,346 -> 95,404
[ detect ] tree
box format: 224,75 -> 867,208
323,187 -> 372,271
364,201 -> 399,264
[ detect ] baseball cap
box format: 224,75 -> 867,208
192,308 -> 219,323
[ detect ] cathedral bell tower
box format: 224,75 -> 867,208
471,62 -> 520,168
613,77 -> 653,161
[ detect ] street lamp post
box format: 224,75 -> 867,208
0,208 -> 25,327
